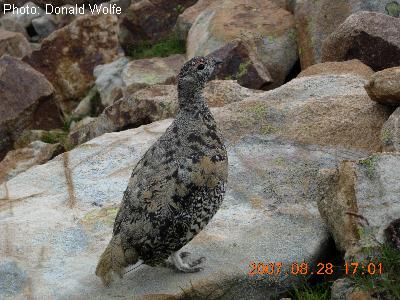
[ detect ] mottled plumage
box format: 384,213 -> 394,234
96,56 -> 228,286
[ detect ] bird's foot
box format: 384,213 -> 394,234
170,251 -> 206,273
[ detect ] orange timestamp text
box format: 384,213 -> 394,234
248,261 -> 383,276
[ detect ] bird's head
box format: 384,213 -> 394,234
177,56 -> 222,93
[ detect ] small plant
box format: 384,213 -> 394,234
237,60 -> 251,78
381,128 -> 392,145
349,243 -> 400,299
127,33 -> 186,59
41,131 -> 68,145
386,1 -> 400,17
290,281 -> 331,300
359,155 -> 379,179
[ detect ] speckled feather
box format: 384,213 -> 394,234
97,56 -> 228,280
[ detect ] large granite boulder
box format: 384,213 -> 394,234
0,55 -> 62,161
322,12 -> 400,71
119,0 -> 196,50
0,116 -> 369,299
23,13 -> 121,115
294,0 -> 397,69
187,0 -> 298,90
317,153 -> 400,260
213,75 -> 391,153
0,29 -> 31,58
365,67 -> 400,106
72,73 -> 391,152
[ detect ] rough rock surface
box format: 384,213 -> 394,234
294,0 -> 396,68
94,57 -> 130,107
0,55 -> 62,161
31,15 -> 58,39
213,75 -> 391,152
365,67 -> 400,106
381,107 -> 400,152
0,117 -> 369,299
298,60 -> 374,80
317,153 -> 400,259
210,39 -> 273,90
121,54 -> 185,95
187,0 -> 298,89
119,0 -> 196,50
23,13 -> 121,115
175,0 -> 220,40
0,141 -> 63,183
322,12 -> 400,71
69,80 -> 255,146
0,29 -> 31,58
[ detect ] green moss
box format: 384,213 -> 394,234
288,28 -> 298,42
237,60 -> 251,79
386,1 -> 400,17
127,33 -> 186,59
381,129 -> 392,145
267,35 -> 277,44
41,131 -> 68,145
350,243 -> 400,300
359,155 -> 379,178
261,124 -> 277,135
173,4 -> 185,14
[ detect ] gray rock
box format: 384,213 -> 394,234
381,107 -> 400,152
0,260 -> 29,298
31,15 -> 57,39
0,119 -> 368,299
330,278 -> 355,300
94,57 -> 130,107
317,153 -> 400,260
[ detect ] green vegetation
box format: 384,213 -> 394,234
386,1 -> 400,17
350,243 -> 400,299
127,33 -> 186,59
381,128 -> 392,144
290,281 -> 331,300
261,124 -> 277,135
41,131 -> 68,145
237,60 -> 251,78
359,155 -> 379,178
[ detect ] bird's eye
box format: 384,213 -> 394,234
197,64 -> 205,70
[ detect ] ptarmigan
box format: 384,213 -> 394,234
96,56 -> 228,286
